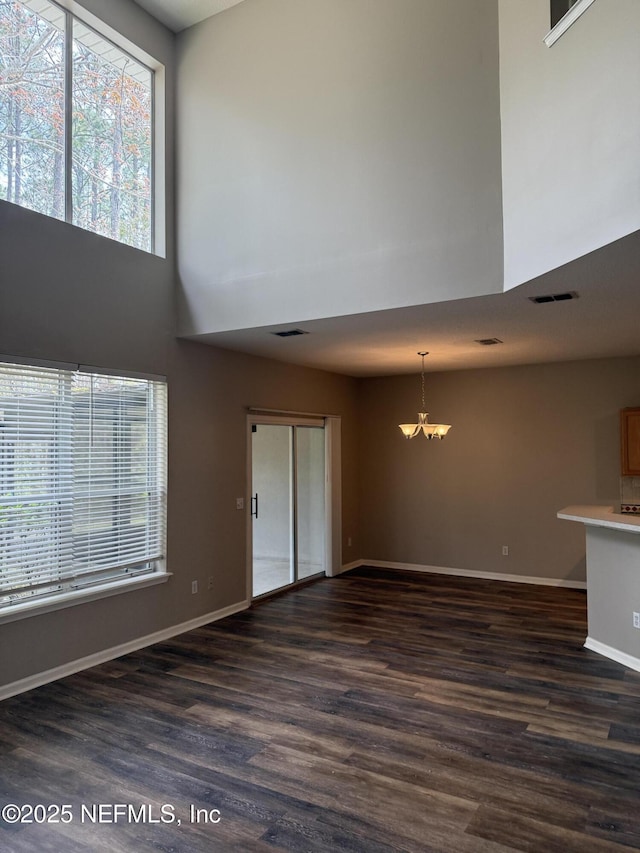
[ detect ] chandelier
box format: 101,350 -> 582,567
398,352 -> 451,440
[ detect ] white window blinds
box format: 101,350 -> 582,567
0,362 -> 167,609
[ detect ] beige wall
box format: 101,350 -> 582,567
499,0 -> 640,288
0,1 -> 360,690
168,343 -> 359,610
358,357 -> 640,583
176,0 -> 503,336
3,0 -> 639,693
0,337 -> 359,689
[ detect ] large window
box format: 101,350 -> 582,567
0,0 -> 155,251
0,361 -> 167,614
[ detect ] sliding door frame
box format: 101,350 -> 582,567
246,413 -> 341,602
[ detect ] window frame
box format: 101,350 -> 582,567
0,356 -> 169,626
1,0 -> 165,255
544,0 -> 597,47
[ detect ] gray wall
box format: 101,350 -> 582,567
176,0 -> 503,335
358,356 -> 640,583
0,0 -> 360,689
586,526 -> 640,659
3,0 -> 639,692
499,0 -> 640,288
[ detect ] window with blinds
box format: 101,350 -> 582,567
0,361 -> 167,611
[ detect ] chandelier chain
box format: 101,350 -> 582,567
419,351 -> 427,411
398,350 -> 451,440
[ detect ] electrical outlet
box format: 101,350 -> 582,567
502,545 -> 509,556
633,612 -> 640,629
208,576 -> 214,591
236,497 -> 244,510
191,580 -> 198,594
347,536 -> 352,547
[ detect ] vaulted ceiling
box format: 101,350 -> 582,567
132,0 -> 640,377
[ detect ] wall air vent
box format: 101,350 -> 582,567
271,329 -> 309,338
528,292 -> 579,304
475,338 -> 503,346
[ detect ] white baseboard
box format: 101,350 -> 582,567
336,560 -> 363,576
2,560 -> 587,701
584,637 -> 640,673
0,600 -> 249,702
341,559 -> 586,589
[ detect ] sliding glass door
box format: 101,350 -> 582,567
251,424 -> 294,596
250,420 -> 325,598
295,426 -> 326,581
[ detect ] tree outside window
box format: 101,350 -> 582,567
0,0 -> 153,252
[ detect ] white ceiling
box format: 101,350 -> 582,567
133,0 -> 246,32
133,0 -> 640,379
190,232 -> 640,377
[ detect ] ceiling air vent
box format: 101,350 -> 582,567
528,291 -> 579,304
271,329 -> 309,338
475,338 -> 503,346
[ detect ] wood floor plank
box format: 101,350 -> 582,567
247,741 -> 480,849
465,804 -> 633,853
1,567 -> 640,851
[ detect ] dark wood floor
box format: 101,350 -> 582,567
2,567 -> 640,852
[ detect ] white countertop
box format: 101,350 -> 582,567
558,505 -> 640,534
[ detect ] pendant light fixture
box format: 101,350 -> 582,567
398,352 -> 451,440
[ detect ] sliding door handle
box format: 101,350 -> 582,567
251,493 -> 259,519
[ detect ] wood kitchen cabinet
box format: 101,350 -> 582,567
621,407 -> 640,476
